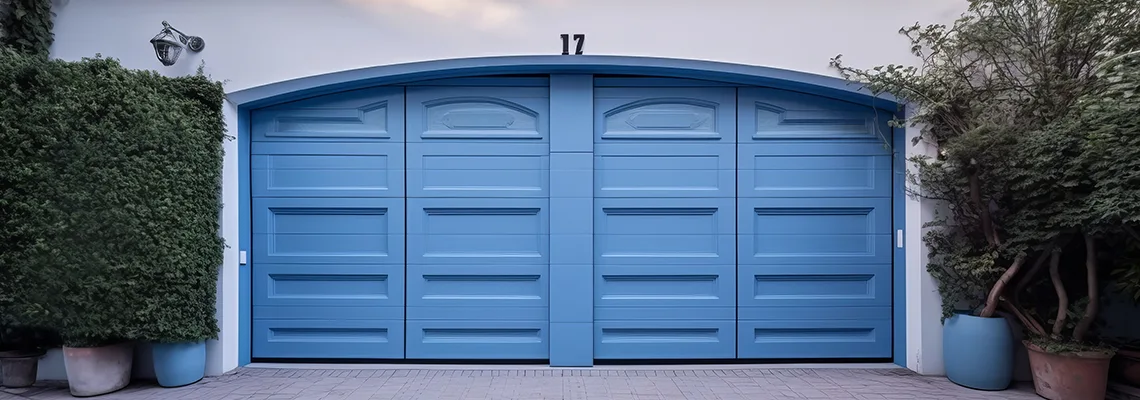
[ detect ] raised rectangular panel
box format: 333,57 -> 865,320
272,275 -> 387,299
594,144 -> 735,198
251,87 -> 404,142
252,198 -> 405,265
738,198 -> 891,265
753,208 -> 874,236
405,321 -> 548,359
737,87 -> 890,142
420,275 -> 542,299
593,321 -> 735,359
600,275 -> 719,300
594,88 -> 736,142
737,319 -> 891,359
406,143 -> 549,198
594,265 -> 735,310
737,264 -> 891,308
756,275 -> 871,298
406,87 -> 550,142
252,319 -> 404,359
407,198 -> 548,265
251,142 -> 405,198
253,155 -> 390,197
594,198 -> 734,265
406,264 -> 548,309
738,142 -> 892,198
253,264 -> 404,308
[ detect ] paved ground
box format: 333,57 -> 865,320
1,367 -> 1040,399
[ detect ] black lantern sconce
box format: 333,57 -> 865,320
149,21 -> 205,66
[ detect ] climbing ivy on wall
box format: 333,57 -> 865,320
0,0 -> 54,58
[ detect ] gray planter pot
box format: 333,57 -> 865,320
0,350 -> 44,388
62,342 -> 134,397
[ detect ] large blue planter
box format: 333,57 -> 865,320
943,313 -> 1014,390
151,341 -> 206,388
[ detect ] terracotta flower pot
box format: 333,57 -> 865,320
1112,347 -> 1140,387
1025,340 -> 1114,400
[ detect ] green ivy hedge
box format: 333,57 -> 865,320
0,54 -> 226,347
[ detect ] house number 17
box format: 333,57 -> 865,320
561,34 -> 585,55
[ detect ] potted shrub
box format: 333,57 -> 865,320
0,325 -> 58,388
136,71 -> 225,388
829,0 -> 1137,391
995,43 -> 1140,400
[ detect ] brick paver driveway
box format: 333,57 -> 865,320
2,366 -> 1038,399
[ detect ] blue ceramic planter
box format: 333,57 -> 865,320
943,313 -> 1014,390
151,341 -> 206,388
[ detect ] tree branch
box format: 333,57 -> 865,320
1124,224 -> 1140,242
1073,234 -> 1100,342
968,171 -> 1000,246
980,252 -> 1027,318
1001,298 -> 1046,337
1049,248 -> 1068,339
1014,250 -> 1050,309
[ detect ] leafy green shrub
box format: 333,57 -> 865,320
0,54 -> 226,346
831,0 -> 1140,352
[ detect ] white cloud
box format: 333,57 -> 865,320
342,0 -> 548,30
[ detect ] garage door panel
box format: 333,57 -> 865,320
737,306 -> 892,321
739,197 -> 892,234
407,264 -> 549,309
594,87 -> 736,143
405,321 -> 548,359
253,263 -> 404,308
737,87 -> 886,142
593,307 -> 735,321
738,234 -> 892,266
405,86 -> 551,360
251,141 -> 404,199
594,144 -> 734,198
738,264 -> 891,308
595,265 -> 735,309
594,198 -> 734,266
594,320 -> 735,359
251,87 -> 405,143
738,143 -> 891,198
407,143 -> 549,198
406,307 -> 548,321
252,319 -> 404,359
252,198 -> 405,265
737,318 -> 892,359
405,87 -> 550,143
254,307 -> 405,323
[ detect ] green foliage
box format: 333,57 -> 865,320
830,0 -> 1140,332
0,0 -> 54,58
0,54 -> 226,346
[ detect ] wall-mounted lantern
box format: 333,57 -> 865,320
149,21 -> 205,66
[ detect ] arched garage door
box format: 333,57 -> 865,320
249,76 -> 893,361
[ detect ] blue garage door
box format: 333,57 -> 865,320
736,88 -> 893,359
250,87 -> 407,359
592,87 -> 738,359
404,86 -> 552,359
247,79 -> 893,362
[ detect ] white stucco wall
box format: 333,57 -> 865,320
41,0 -> 967,379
